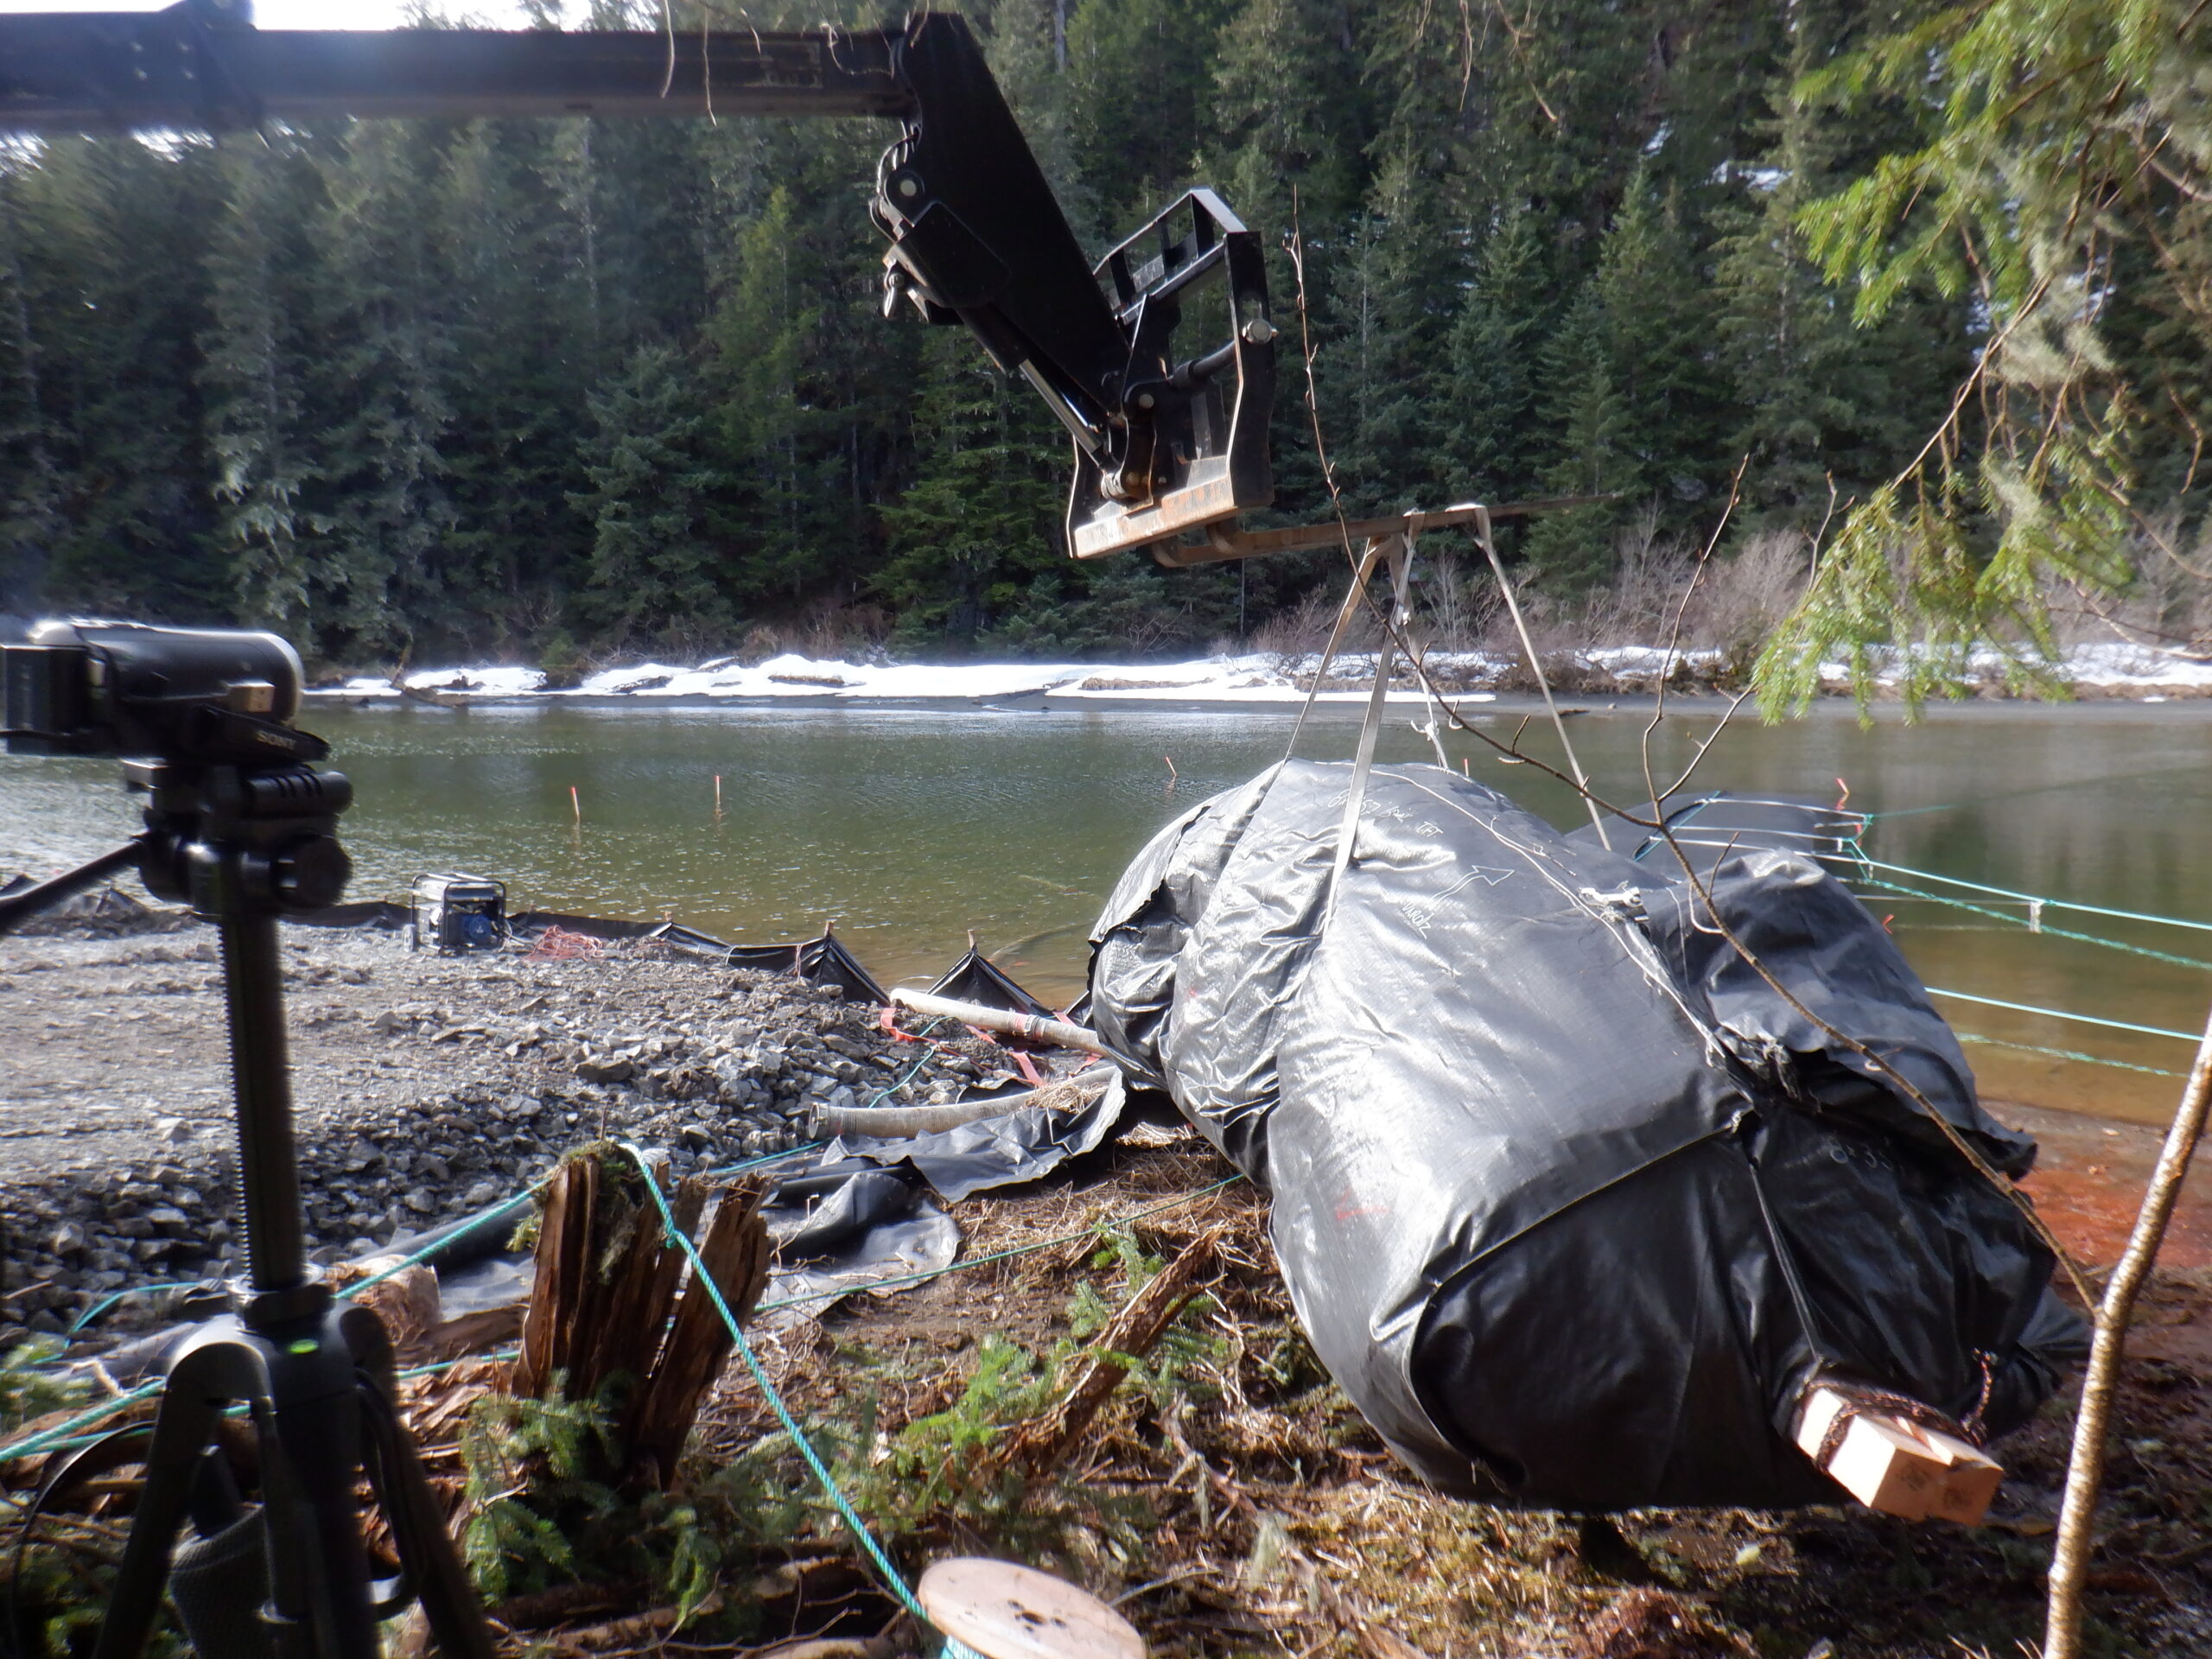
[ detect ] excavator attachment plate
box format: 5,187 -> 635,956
1065,190 -> 1274,559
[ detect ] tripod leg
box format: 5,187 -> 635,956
342,1307 -> 497,1659
358,1389 -> 498,1659
91,1351 -> 233,1659
262,1386 -> 373,1659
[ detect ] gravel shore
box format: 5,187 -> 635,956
0,907 -> 1014,1351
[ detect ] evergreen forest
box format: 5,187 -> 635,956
0,0 -> 2176,672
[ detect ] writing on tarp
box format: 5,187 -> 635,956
1402,868 -> 1516,938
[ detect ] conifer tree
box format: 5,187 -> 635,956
0,170 -> 61,615
308,121 -> 457,659
984,0 -> 1096,242
876,327 -> 1065,647
1205,0 -> 1369,233
708,187 -> 829,607
5,137 -> 223,619
1710,12 -> 1936,530
1593,168 -> 1726,515
203,135 -> 328,642
1433,207 -> 1554,505
1065,0 -> 1231,230
1758,0 -> 2212,710
572,342 -> 729,645
1327,148 -> 1456,514
1523,287 -> 1632,588
435,117 -> 594,654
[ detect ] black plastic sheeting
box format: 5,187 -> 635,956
722,932 -> 890,1005
90,1173 -> 960,1381
753,1167 -> 962,1329
1086,760 -> 2084,1510
823,1070 -> 1128,1203
32,870 -> 900,1002
929,944 -> 1058,1018
383,1076 -> 1124,1338
280,899 -> 893,1004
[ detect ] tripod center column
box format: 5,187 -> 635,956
217,906 -> 308,1296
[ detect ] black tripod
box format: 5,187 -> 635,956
0,751 -> 493,1659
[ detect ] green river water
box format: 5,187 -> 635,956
5,696 -> 2210,1127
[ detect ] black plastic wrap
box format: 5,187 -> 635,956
825,1071 -> 1128,1202
1087,760 -> 2082,1508
754,1166 -> 961,1326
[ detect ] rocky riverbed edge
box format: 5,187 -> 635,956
0,916 -> 1031,1357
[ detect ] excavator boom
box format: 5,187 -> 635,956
0,1 -> 1274,561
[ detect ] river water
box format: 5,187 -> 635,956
5,696 -> 2209,1128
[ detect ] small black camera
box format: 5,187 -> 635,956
2,618 -> 324,766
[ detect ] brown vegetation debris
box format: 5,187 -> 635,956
1572,1589 -> 1748,1659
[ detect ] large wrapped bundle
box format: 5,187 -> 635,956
1086,760 -> 2081,1509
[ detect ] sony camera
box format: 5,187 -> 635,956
1,618 -> 325,766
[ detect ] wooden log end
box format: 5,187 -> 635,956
1795,1385 -> 2003,1524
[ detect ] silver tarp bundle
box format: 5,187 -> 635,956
1086,760 -> 2082,1510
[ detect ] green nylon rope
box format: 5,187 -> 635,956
35,1140 -> 829,1364
63,1282 -> 199,1341
1848,872 -> 2212,973
35,1011 -> 1050,1367
1954,1030 -> 2188,1080
1924,986 -> 2205,1045
751,1174 -> 1247,1315
340,1135 -> 829,1306
618,1142 -> 1247,1642
2,1349 -> 531,1469
1839,848 -> 2212,938
863,1017 -> 947,1109
0,1380 -> 163,1468
2,1160 -> 1249,1466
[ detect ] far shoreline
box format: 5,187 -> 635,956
305,686 -> 2212,718
307,642 -> 2212,716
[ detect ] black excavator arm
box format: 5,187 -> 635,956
0,0 -> 1274,562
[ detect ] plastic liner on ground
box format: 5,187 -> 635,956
927,944 -> 1058,1018
1084,759 -> 2085,1510
823,1070 -> 1128,1203
752,1167 -> 962,1330
278,897 -> 893,1003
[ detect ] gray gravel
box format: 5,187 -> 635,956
0,906 -> 1014,1351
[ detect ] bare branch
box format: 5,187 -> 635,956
1638,460 -> 1746,815
2046,1010 -> 2212,1659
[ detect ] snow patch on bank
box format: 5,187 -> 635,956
315,639 -> 2212,706
325,651 -> 1508,706
2053,641 -> 2212,690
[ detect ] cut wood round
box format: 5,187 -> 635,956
917,1559 -> 1144,1659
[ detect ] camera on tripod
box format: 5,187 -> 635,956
3,618 -> 321,765
3,621 -> 353,920
2,618 -> 496,1659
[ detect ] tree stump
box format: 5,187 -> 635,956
510,1144 -> 771,1487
